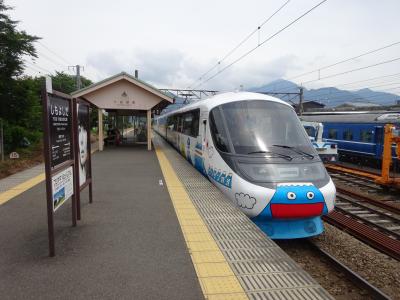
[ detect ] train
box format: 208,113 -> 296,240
301,120 -> 338,163
153,92 -> 336,239
301,112 -> 400,166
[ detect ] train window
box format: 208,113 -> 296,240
191,110 -> 200,137
183,113 -> 193,135
176,115 -> 183,132
304,126 -> 316,138
360,129 -> 373,143
209,108 -> 230,152
328,129 -> 338,139
343,129 -> 353,141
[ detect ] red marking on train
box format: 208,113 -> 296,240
271,203 -> 324,219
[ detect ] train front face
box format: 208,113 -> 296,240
207,98 -> 336,239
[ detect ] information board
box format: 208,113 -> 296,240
52,166 -> 74,211
49,95 -> 72,168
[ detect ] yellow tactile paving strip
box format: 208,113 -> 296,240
155,147 -> 248,300
0,148 -> 98,206
0,173 -> 45,205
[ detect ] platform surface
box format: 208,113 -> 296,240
154,134 -> 332,300
0,137 -> 331,300
0,145 -> 203,300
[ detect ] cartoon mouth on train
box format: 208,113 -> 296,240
268,184 -> 327,219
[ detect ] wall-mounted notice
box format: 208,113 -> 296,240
49,95 -> 72,168
52,166 -> 74,211
77,103 -> 89,186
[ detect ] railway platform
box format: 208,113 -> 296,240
0,135 -> 331,299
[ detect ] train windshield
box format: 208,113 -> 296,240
210,100 -> 316,157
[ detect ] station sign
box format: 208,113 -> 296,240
41,89 -> 94,257
49,95 -> 72,168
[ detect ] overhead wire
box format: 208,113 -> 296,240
37,41 -> 73,66
187,0 -> 291,88
301,57 -> 400,85
193,0 -> 329,89
260,40 -> 400,92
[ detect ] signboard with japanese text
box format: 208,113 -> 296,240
49,95 -> 72,168
52,166 -> 73,211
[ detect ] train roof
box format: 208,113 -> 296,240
300,111 -> 400,124
156,91 -> 292,118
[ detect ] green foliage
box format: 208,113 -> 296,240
51,71 -> 92,94
0,0 -> 39,79
0,1 -> 41,153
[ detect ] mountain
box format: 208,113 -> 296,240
250,79 -> 400,108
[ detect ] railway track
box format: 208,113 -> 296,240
307,241 -> 391,300
323,165 -> 400,260
277,239 -> 391,299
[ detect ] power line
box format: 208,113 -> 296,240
261,40 -> 400,92
193,0 -> 329,88
37,41 -> 73,66
188,0 -> 291,88
23,60 -> 53,74
289,41 -> 400,81
301,56 -> 400,85
333,72 -> 400,89
37,51 -> 67,69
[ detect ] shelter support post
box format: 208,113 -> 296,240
98,109 -> 103,151
147,109 -> 151,151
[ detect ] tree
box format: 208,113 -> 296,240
0,0 -> 41,151
51,71 -> 92,94
0,0 -> 39,79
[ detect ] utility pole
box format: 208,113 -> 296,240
298,87 -> 304,116
68,65 -> 84,90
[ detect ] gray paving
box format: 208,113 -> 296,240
0,164 -> 44,192
0,145 -> 203,300
154,135 -> 333,300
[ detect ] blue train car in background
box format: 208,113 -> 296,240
301,112 -> 400,166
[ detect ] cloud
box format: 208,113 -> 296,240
235,192 -> 256,209
85,48 -> 297,91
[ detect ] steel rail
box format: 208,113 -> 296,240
336,186 -> 400,215
322,210 -> 400,261
334,202 -> 400,241
306,240 -> 391,300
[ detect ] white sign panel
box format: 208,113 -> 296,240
9,152 -> 19,159
52,166 -> 73,211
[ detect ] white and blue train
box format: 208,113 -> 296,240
153,92 -> 336,239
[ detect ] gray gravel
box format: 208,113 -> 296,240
312,222 -> 400,299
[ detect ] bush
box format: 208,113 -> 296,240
3,123 -> 41,153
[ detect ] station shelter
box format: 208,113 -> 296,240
71,72 -> 173,151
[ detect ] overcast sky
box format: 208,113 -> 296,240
8,0 -> 400,95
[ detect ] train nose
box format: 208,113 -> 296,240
271,203 -> 324,219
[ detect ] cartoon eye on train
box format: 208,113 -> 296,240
153,92 -> 336,239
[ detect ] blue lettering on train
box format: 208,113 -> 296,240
207,166 -> 232,188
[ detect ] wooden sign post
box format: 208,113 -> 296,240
42,90 -> 77,257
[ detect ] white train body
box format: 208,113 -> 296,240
154,92 -> 336,239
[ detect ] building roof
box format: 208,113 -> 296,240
71,71 -> 173,103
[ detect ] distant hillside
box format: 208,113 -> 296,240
250,79 -> 400,107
